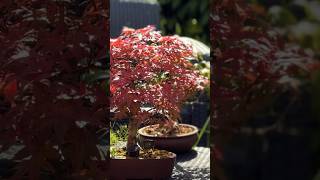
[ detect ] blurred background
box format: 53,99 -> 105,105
110,0 -> 209,45
158,0 -> 210,45
248,0 -> 320,54
212,1 -> 320,180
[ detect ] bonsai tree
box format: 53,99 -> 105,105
110,26 -> 207,156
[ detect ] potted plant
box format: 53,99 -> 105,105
137,123 -> 200,153
110,25 -> 207,179
137,36 -> 210,153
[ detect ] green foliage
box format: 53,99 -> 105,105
269,6 -> 297,26
194,56 -> 210,79
110,130 -> 118,146
110,124 -> 128,145
251,0 -> 320,52
193,116 -> 210,147
110,124 -> 128,157
158,0 -> 210,45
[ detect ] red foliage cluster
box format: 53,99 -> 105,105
0,0 -> 108,179
110,26 -> 207,123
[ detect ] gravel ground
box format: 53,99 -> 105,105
171,147 -> 210,180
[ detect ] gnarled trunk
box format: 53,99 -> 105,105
126,119 -> 139,157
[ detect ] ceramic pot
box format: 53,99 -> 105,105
138,123 -> 198,153
109,152 -> 176,180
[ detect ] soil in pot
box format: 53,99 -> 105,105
141,123 -> 195,137
110,144 -> 176,180
138,123 -> 198,153
111,146 -> 174,159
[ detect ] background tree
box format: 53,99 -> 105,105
0,0 -> 108,179
158,0 -> 210,45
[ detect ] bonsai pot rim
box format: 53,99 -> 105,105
109,151 -> 177,180
138,123 -> 199,138
110,150 -> 177,160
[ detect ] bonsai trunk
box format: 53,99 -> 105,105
127,119 -> 139,157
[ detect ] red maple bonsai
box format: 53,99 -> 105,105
110,26 -> 208,156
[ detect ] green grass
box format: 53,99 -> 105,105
110,124 -> 128,146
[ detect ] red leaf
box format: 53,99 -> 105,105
3,79 -> 17,101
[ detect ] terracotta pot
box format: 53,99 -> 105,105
138,124 -> 198,153
109,153 -> 176,180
